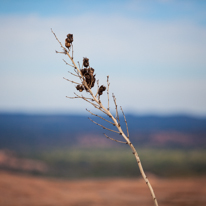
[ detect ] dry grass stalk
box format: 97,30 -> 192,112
51,29 -> 159,206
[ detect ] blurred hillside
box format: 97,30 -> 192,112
0,113 -> 206,178
0,113 -> 206,151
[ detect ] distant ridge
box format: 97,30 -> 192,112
0,113 -> 206,151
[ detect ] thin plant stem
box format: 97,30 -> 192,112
86,109 -> 115,126
88,117 -> 120,134
107,76 -> 110,111
120,106 -> 129,138
103,133 -> 127,144
52,29 -> 159,206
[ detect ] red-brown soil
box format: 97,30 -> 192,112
0,171 -> 205,206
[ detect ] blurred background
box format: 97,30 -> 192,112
0,0 -> 206,205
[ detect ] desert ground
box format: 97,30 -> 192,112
0,171 -> 205,206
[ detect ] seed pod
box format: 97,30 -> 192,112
88,67 -> 94,74
76,85 -> 84,92
80,68 -> 88,76
98,85 -> 106,95
91,75 -> 96,88
66,34 -> 73,43
85,74 -> 91,81
80,66 -> 96,89
65,39 -> 71,48
83,58 -> 89,68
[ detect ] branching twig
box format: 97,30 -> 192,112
51,29 -> 67,52
120,106 -> 129,138
86,109 -> 115,126
96,80 -> 100,99
112,93 -> 120,126
63,77 -> 80,85
77,61 -> 81,69
56,50 -> 66,54
66,96 -> 82,99
74,93 -> 99,108
73,68 -> 82,80
63,59 -> 76,68
52,29 -> 159,206
72,44 -> 74,59
107,76 -> 110,111
103,133 -> 127,144
88,118 -> 120,134
82,97 -> 95,101
67,71 -> 79,77
74,93 -> 108,116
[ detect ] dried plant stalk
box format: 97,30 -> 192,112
51,29 -> 159,206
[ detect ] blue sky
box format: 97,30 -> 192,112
0,0 -> 206,115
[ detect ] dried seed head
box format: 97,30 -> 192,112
80,68 -> 88,76
83,58 -> 89,68
76,84 -> 84,92
65,39 -> 71,48
98,85 -> 106,95
80,67 -> 96,90
86,72 -> 96,89
91,75 -> 96,88
88,67 -> 94,74
85,74 -> 91,80
66,34 -> 73,43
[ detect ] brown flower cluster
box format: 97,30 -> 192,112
65,34 -> 73,48
76,58 -> 96,92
